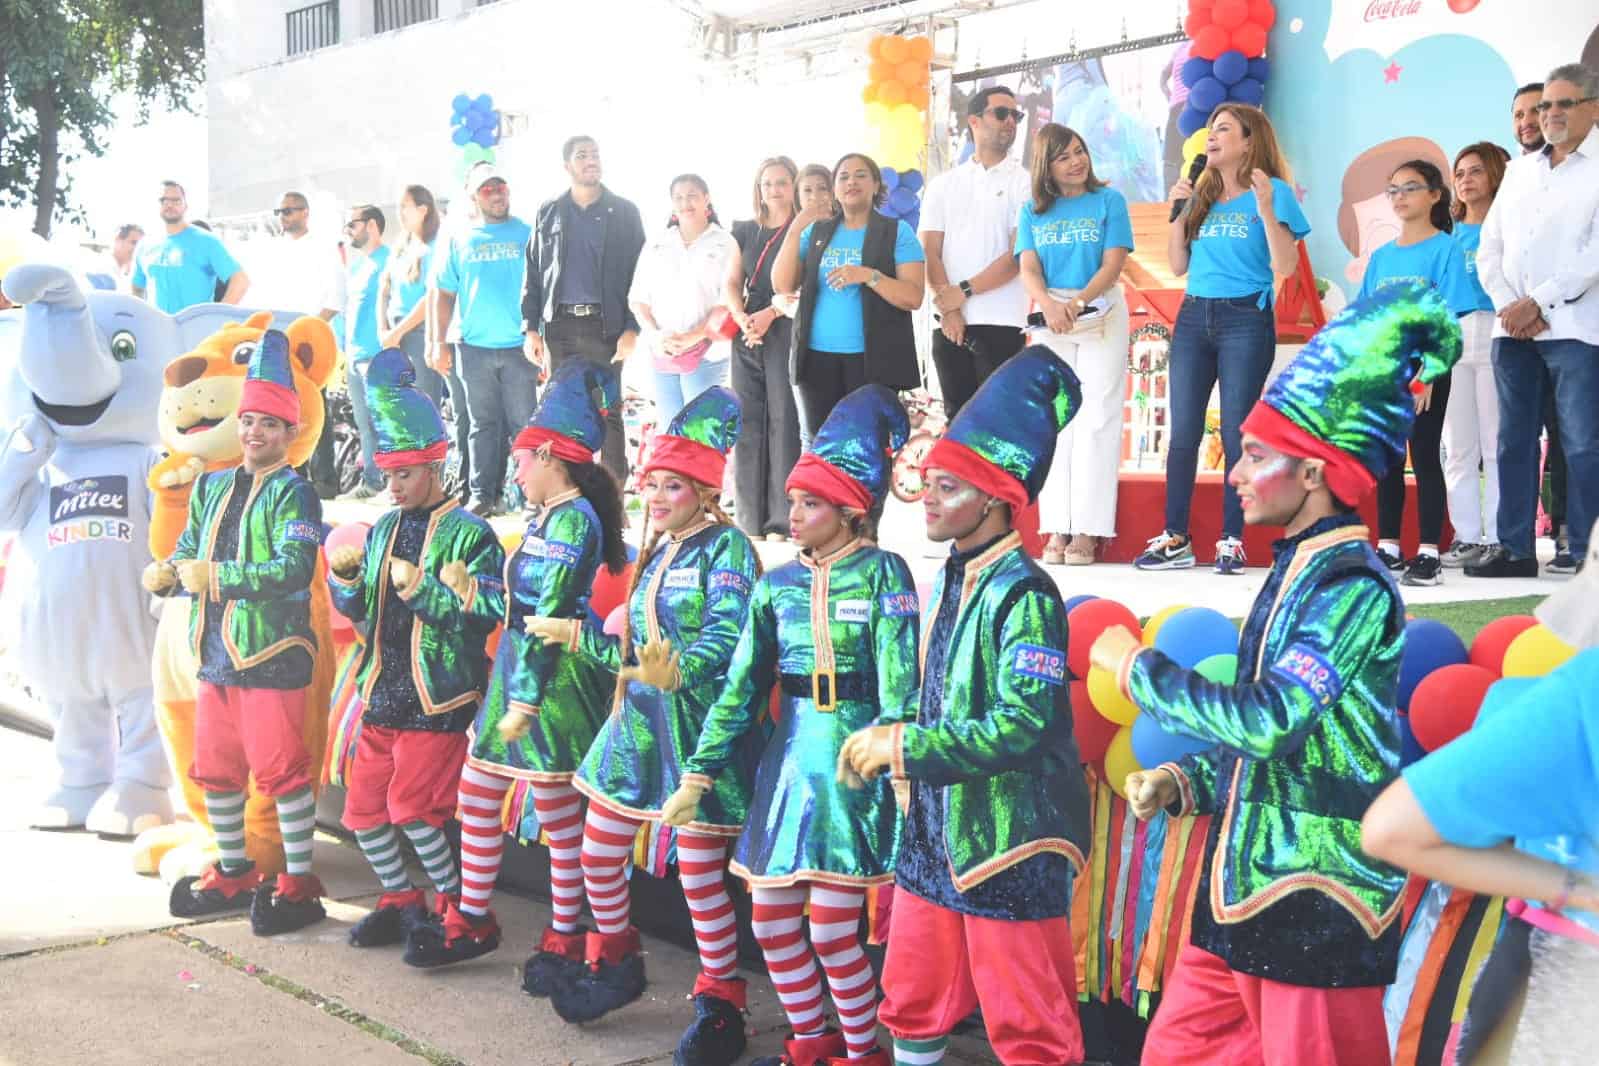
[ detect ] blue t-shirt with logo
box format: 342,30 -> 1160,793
1357,231 -> 1477,316
386,241 -> 433,324
433,218 -> 532,349
131,226 -> 243,314
1015,187 -> 1135,291
345,245 -> 392,365
800,218 -> 924,354
1449,223 -> 1496,314
1184,177 -> 1310,304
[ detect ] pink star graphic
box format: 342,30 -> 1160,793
1383,62 -> 1402,83
1294,182 -> 1308,202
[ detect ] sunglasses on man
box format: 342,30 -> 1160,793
1534,97 -> 1595,113
979,106 -> 1024,123
273,207 -> 305,217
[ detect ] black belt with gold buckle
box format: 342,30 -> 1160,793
557,303 -> 601,317
778,670 -> 872,709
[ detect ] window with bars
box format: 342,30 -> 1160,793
286,0 -> 339,56
375,0 -> 439,33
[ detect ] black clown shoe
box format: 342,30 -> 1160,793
249,873 -> 327,937
673,977 -> 748,1066
522,924 -> 589,997
169,861 -> 265,918
348,888 -> 428,948
403,898 -> 501,968
550,927 -> 647,1023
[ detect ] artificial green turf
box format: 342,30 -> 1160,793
1407,595 -> 1545,645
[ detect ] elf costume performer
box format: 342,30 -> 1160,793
144,329 -> 328,935
1088,283 -> 1463,1066
434,361 -> 628,980
527,386 -> 762,1066
323,346 -> 505,963
840,348 -> 1092,1066
662,385 -> 920,1066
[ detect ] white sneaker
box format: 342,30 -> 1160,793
1214,537 -> 1247,575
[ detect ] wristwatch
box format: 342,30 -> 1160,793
867,269 -> 883,290
958,279 -> 974,298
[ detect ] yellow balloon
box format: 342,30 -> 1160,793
1087,665 -> 1140,725
498,529 -> 524,557
1142,604 -> 1192,648
1104,726 -> 1143,800
864,100 -> 888,127
1181,128 -> 1209,168
1502,623 -> 1576,677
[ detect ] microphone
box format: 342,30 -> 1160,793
1170,154 -> 1208,222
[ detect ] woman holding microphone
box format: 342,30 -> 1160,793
1136,103 -> 1309,575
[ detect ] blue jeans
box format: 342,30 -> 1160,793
346,359 -> 383,490
1164,295 -> 1277,540
653,358 -> 730,429
1492,336 -> 1599,558
458,342 -> 539,505
397,328 -> 445,409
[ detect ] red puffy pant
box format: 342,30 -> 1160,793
878,887 -> 1084,1066
1141,943 -> 1392,1066
192,683 -> 310,796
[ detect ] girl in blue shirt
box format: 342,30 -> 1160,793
1138,104 -> 1311,575
1016,123 -> 1134,566
1358,160 -> 1476,587
377,184 -> 445,410
1440,143 -> 1512,569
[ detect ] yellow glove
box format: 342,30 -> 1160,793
176,560 -> 211,595
837,725 -> 895,783
389,559 -> 418,590
327,544 -> 363,580
141,561 -> 177,594
1125,768 -> 1179,822
439,559 -> 472,600
660,781 -> 706,827
1088,624 -> 1142,677
620,638 -> 681,691
525,616 -> 577,647
498,707 -> 533,744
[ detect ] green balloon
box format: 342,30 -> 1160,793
1195,653 -> 1238,685
462,143 -> 487,163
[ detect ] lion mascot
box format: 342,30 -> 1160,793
132,310 -> 341,879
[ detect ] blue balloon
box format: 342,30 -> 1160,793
1181,56 -> 1214,92
881,166 -> 900,191
1247,56 -> 1271,84
472,126 -> 498,148
1131,713 -> 1212,769
451,93 -> 472,116
1177,104 -> 1210,138
900,169 -> 924,193
1397,713 -> 1426,769
1397,619 -> 1468,710
1063,594 -> 1099,616
1153,607 -> 1238,670
1213,50 -> 1249,87
474,92 -> 494,112
887,186 -> 919,216
901,208 -> 919,232
451,126 -> 472,146
1229,77 -> 1265,106
1189,75 -> 1227,114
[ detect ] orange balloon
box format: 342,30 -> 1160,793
868,34 -> 889,60
897,60 -> 929,89
869,58 -> 896,84
906,36 -> 933,63
905,84 -> 930,111
862,81 -> 879,105
880,34 -> 909,63
876,79 -> 908,107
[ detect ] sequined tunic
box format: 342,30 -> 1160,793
681,539 -> 920,886
468,489 -> 615,780
1122,514 -> 1408,987
573,519 -> 761,835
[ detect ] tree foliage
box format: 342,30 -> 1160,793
0,0 -> 203,236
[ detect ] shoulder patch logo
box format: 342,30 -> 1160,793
1012,643 -> 1066,685
1269,643 -> 1341,708
708,569 -> 750,596
284,519 -> 322,544
879,591 -> 918,617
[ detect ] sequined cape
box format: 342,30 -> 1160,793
1119,514 -> 1408,986
681,539 -> 920,886
887,531 -> 1091,892
572,519 -> 762,835
328,500 -> 503,722
467,490 -> 616,780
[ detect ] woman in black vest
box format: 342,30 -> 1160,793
771,152 -> 926,438
724,156 -> 803,541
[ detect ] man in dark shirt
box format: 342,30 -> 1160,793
521,136 -> 645,483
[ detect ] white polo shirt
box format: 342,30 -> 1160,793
249,233 -> 346,318
628,224 -> 739,364
1477,124 -> 1599,346
919,155 -> 1032,328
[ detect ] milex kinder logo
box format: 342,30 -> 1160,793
48,475 -> 133,549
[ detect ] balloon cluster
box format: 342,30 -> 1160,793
450,92 -> 501,186
863,34 -> 932,173
1400,614 -> 1577,757
1063,597 -> 1241,799
1177,0 -> 1274,138
878,167 -> 925,231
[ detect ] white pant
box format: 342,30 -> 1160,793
1036,298 -> 1130,537
1442,310 -> 1500,544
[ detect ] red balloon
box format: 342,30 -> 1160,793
1231,21 -> 1268,57
1249,0 -> 1277,28
1469,614 -> 1538,675
484,624 -> 502,661
1212,0 -> 1250,30
1192,24 -> 1230,60
1409,663 -> 1497,751
1071,679 -> 1119,764
1447,0 -> 1479,11
1189,0 -> 1216,8
1067,598 -> 1142,680
1184,10 -> 1211,37
324,520 -> 371,559
590,561 -> 634,621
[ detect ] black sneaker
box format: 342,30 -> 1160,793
1401,554 -> 1443,587
1133,532 -> 1195,571
169,861 -> 264,918
1465,546 -> 1539,578
348,889 -> 428,948
1548,548 -> 1579,575
522,925 -> 589,996
673,983 -> 748,1066
1375,545 -> 1405,571
249,874 -> 326,937
550,953 -> 647,1023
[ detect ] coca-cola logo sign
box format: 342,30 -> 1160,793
1365,0 -> 1424,20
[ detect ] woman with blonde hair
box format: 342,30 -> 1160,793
1137,103 -> 1310,575
1019,123 -> 1134,566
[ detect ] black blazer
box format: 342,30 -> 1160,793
792,211 -> 921,391
520,186 -> 646,342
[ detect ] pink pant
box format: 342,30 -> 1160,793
192,682 -> 310,796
